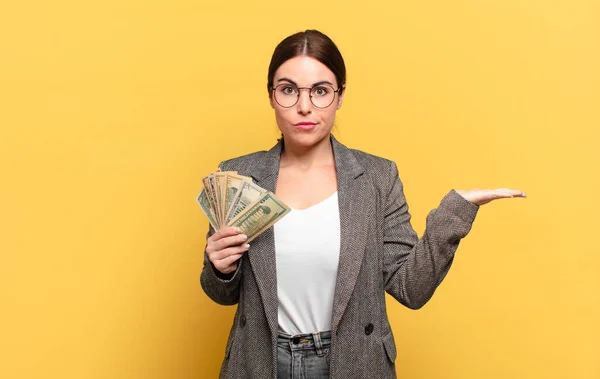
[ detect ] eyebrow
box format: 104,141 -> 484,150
277,77 -> 335,87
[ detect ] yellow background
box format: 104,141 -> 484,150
1,0 -> 598,378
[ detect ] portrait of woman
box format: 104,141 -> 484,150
200,29 -> 525,379
4,0 -> 596,376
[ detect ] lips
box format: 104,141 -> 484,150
295,121 -> 316,131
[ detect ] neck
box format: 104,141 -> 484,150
280,134 -> 334,169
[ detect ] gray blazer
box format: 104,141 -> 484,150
201,135 -> 479,378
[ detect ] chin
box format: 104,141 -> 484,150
284,130 -> 331,148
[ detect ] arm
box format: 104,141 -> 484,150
382,161 -> 479,309
200,226 -> 246,306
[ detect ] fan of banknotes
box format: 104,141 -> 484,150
196,171 -> 291,242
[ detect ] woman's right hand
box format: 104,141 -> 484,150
206,227 -> 250,275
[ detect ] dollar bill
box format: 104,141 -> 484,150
214,171 -> 242,223
206,174 -> 222,227
202,175 -> 217,220
227,191 -> 291,242
213,173 -> 227,226
197,170 -> 289,242
224,174 -> 244,222
196,188 -> 218,230
225,180 -> 265,224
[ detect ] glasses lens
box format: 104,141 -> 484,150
274,84 -> 299,108
310,85 -> 336,108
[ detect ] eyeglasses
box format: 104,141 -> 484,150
271,83 -> 342,109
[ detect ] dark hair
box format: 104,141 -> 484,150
267,30 -> 346,97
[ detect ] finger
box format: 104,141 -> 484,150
211,233 -> 248,252
211,244 -> 250,261
492,188 -> 524,194
208,226 -> 241,243
214,253 -> 244,274
214,260 -> 237,275
223,253 -> 244,267
492,189 -> 527,198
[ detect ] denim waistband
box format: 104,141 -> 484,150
277,331 -> 331,356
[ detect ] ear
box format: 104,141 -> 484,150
269,93 -> 275,109
336,85 -> 346,110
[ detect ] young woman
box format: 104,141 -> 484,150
200,29 -> 525,379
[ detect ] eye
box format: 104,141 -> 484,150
281,86 -> 297,95
312,86 -> 330,96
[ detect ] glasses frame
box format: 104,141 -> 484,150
270,83 -> 342,109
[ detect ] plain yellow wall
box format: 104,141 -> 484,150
1,0 -> 598,378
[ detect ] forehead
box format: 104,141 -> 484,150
273,56 -> 337,86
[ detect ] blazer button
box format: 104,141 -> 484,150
240,315 -> 246,327
365,323 -> 374,335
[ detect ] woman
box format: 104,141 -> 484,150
200,29 -> 525,379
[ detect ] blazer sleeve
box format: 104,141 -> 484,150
200,224 -> 243,305
382,160 -> 479,309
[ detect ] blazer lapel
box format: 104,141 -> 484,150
245,140 -> 283,336
330,135 -> 369,333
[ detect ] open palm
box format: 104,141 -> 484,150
456,188 -> 526,206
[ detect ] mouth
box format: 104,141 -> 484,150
295,121 -> 317,131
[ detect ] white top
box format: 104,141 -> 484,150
274,192 -> 341,335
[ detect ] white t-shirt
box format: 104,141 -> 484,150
274,192 -> 341,335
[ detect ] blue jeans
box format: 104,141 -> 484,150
277,331 -> 331,379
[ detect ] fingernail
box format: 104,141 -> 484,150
235,227 -> 242,233
244,244 -> 250,249
241,234 -> 247,241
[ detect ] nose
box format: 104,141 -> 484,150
296,89 -> 312,115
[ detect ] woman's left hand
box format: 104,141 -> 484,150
456,188 -> 526,206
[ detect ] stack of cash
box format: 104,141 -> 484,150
196,171 -> 291,242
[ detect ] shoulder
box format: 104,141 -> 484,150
348,148 -> 396,174
346,147 -> 401,193
218,150 -> 268,173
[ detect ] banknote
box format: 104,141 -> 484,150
196,170 -> 290,241
213,173 -> 226,226
225,180 -> 265,224
226,191 -> 291,242
224,174 -> 244,222
197,188 -> 218,230
202,175 -> 218,223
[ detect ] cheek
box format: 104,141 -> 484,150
273,107 -> 293,126
320,109 -> 337,125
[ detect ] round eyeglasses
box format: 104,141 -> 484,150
271,83 -> 342,109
